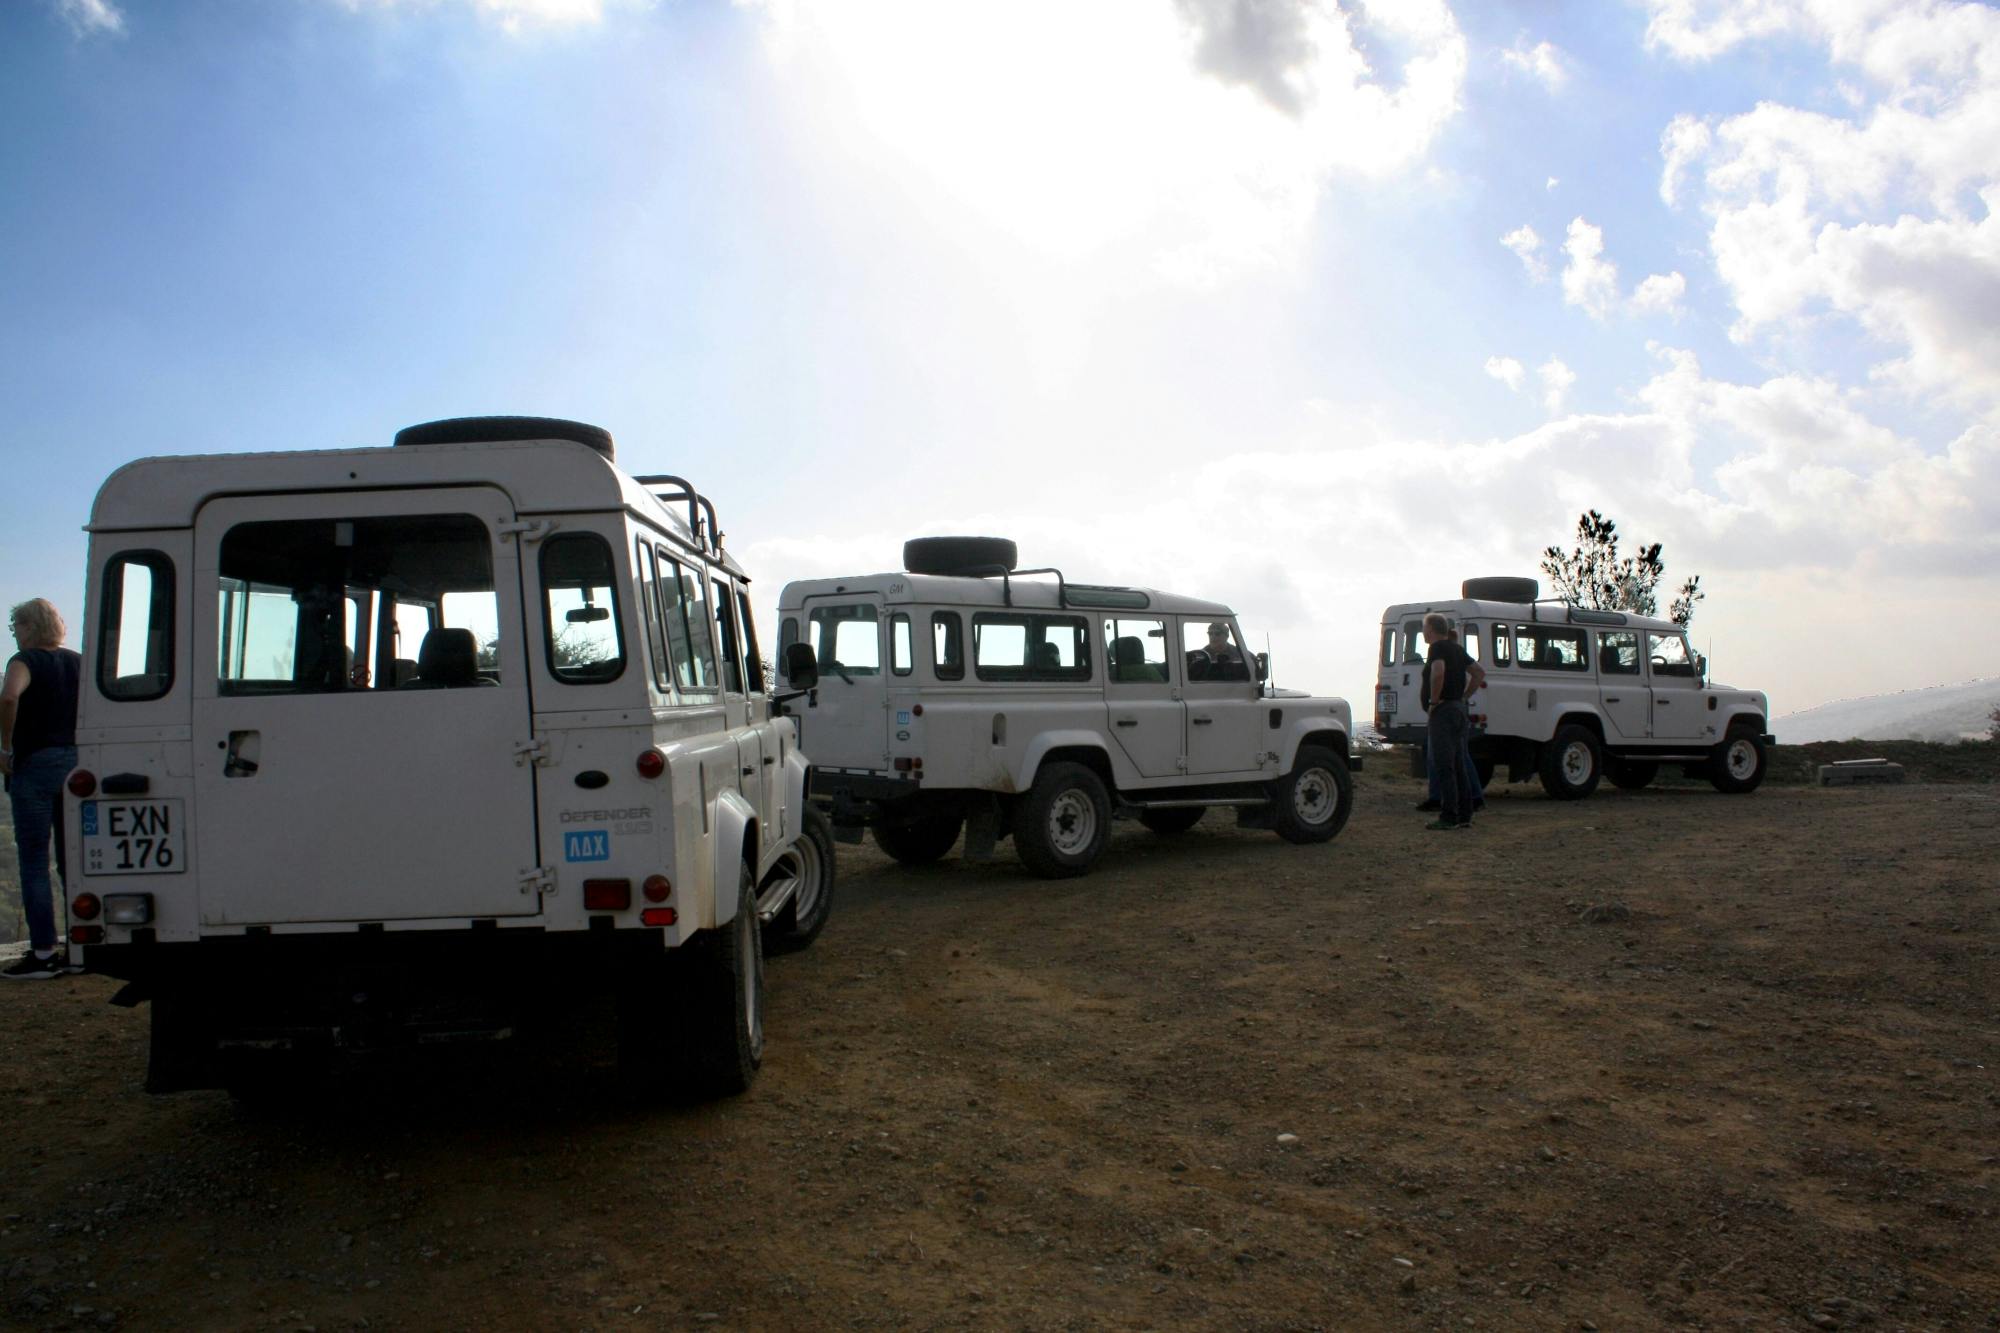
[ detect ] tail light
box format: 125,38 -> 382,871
583,879 -> 632,911
70,925 -> 104,945
636,749 -> 665,780
893,756 -> 923,772
640,907 -> 677,928
642,874 -> 672,903
71,893 -> 101,921
67,770 -> 97,798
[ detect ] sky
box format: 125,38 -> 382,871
3,0 -> 1997,716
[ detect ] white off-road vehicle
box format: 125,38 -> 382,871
68,416 -> 833,1100
773,538 -> 1359,878
1374,577 -> 1774,799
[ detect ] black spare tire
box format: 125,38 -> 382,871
903,536 -> 1018,576
395,416 -> 614,462
1461,576 -> 1539,603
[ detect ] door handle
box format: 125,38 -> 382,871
762,756 -> 776,766
1191,716 -> 1214,726
1658,699 -> 1672,706
1605,696 -> 1620,703
742,766 -> 754,777
1114,718 -> 1138,727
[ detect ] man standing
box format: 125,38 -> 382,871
1421,612 -> 1475,831
2,598 -> 82,979
1416,627 -> 1486,814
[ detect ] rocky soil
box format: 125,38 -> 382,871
2,764 -> 1996,1330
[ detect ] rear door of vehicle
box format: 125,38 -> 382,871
1596,630 -> 1649,738
795,595 -> 889,770
191,488 -> 541,925
1103,615 -> 1182,778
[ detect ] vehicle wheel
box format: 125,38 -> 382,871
870,812 -> 963,865
1537,724 -> 1603,799
765,806 -> 836,955
1709,727 -> 1767,794
620,862 -> 764,1100
1270,745 -> 1354,844
1606,758 -> 1658,790
1012,762 -> 1111,878
1472,750 -> 1496,790
902,536 -> 1018,576
1138,806 -> 1205,835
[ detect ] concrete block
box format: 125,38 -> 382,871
1819,759 -> 1905,786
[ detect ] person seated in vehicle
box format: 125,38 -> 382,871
1186,622 -> 1248,682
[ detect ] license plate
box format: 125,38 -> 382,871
80,799 -> 186,875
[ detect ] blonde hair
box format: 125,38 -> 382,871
1422,612 -> 1450,637
10,599 -> 65,649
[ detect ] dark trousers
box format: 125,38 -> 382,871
10,746 -> 75,953
1427,703 -> 1471,826
1426,728 -> 1482,805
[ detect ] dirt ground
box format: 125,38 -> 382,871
3,760 -> 1997,1332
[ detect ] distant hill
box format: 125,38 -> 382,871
1774,678 -> 2000,745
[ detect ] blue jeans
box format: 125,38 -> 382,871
1426,727 -> 1483,805
10,746 -> 75,954
1427,704 -> 1472,826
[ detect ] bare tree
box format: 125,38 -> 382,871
1542,509 -> 1704,626
1989,704 -> 1999,743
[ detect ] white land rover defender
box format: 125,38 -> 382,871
68,416 -> 834,1100
1374,577 -> 1775,799
772,538 -> 1360,878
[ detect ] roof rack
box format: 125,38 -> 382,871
968,567 -> 1153,611
633,474 -> 722,555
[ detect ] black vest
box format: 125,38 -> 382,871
11,648 -> 80,761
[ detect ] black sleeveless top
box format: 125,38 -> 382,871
10,648 -> 81,762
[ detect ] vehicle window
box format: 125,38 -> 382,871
932,611 -> 963,681
1649,632 -> 1695,677
972,613 -> 1091,682
1491,623 -> 1511,665
98,551 -> 175,701
1105,618 -> 1169,684
1402,619 -> 1427,665
635,540 -> 671,693
217,514 -> 497,694
890,613 -> 913,677
809,603 -> 881,676
736,588 -> 764,693
712,577 -> 745,693
1182,620 -> 1251,683
1599,630 -> 1641,675
1463,625 -> 1482,660
1514,625 -> 1588,671
539,534 -> 623,685
1379,626 -> 1397,669
659,552 -> 721,691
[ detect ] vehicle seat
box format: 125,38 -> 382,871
406,628 -> 485,688
1034,642 -> 1063,671
1112,635 -> 1161,683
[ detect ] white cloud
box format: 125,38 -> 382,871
1500,36 -> 1567,90
742,0 -> 1468,281
1630,270 -> 1688,316
1537,356 -> 1576,412
51,0 -> 124,36
1484,355 -> 1526,391
1546,176 -> 1559,191
1658,113 -> 1711,207
1560,217 -> 1619,318
1500,224 -> 1547,281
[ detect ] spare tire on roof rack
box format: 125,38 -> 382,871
903,536 -> 1019,577
394,416 -> 615,463
1461,576 -> 1539,603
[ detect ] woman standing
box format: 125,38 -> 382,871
2,599 -> 81,980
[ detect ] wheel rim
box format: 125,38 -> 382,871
1561,741 -> 1594,785
1046,789 -> 1098,856
1727,739 -> 1758,779
1292,767 -> 1337,825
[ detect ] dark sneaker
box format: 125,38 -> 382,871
1423,818 -> 1458,831
1,952 -> 64,981
1415,800 -> 1441,813
1454,821 -> 1474,830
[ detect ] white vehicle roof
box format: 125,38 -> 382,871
87,438 -> 750,579
1382,597 -> 1689,637
780,571 -> 1234,619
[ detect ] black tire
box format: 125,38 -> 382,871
1709,728 -> 1767,794
1472,750 -> 1496,790
870,813 -> 963,865
1606,758 -> 1658,790
1461,576 -> 1539,603
394,415 -> 613,460
902,536 -> 1018,576
765,807 -> 836,954
1012,761 -> 1111,878
1269,745 -> 1354,844
1538,724 -> 1603,799
1138,806 -> 1205,835
620,863 -> 764,1099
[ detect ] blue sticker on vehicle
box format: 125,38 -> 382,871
564,830 -> 610,862
81,802 -> 99,836
897,710 -> 911,725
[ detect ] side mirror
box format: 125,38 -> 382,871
783,642 -> 819,690
1255,652 -> 1269,683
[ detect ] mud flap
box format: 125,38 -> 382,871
962,794 -> 1003,862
